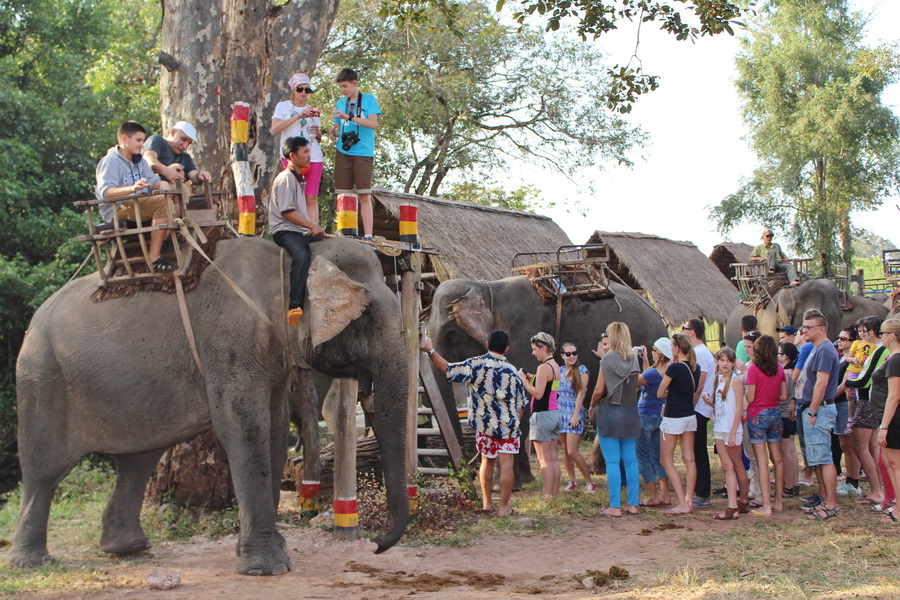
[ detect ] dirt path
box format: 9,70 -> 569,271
21,498 -> 751,600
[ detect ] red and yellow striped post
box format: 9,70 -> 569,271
229,102 -> 256,235
333,497 -> 359,533
336,193 -> 358,237
299,480 -> 320,515
399,204 -> 418,244
333,378 -> 359,540
407,484 -> 419,515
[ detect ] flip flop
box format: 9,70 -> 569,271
749,510 -> 772,518
639,500 -> 661,507
600,507 -> 622,518
857,498 -> 880,505
474,508 -> 495,514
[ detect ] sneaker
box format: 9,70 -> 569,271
585,482 -> 598,494
287,307 -> 303,327
692,496 -> 712,509
836,481 -> 852,496
846,485 -> 862,496
564,481 -> 578,492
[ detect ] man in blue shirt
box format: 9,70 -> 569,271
799,309 -> 841,520
329,68 -> 381,239
423,330 -> 527,517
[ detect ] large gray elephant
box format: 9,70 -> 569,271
725,279 -> 887,346
427,276 -> 668,477
9,236 -> 408,575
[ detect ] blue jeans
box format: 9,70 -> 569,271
637,414 -> 666,483
272,231 -> 321,309
598,436 -> 640,507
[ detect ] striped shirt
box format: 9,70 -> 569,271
446,352 -> 528,439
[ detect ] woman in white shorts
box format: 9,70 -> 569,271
707,346 -> 749,520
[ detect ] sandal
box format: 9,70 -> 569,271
713,507 -> 739,520
640,500 -> 661,507
807,505 -> 839,521
737,501 -> 750,514
152,258 -> 178,273
881,507 -> 898,524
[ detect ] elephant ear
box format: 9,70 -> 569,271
446,285 -> 492,347
306,255 -> 370,347
775,288 -> 796,328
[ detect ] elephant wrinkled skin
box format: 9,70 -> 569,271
10,237 -> 409,575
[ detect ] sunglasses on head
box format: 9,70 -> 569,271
294,86 -> 314,93
563,351 -> 577,357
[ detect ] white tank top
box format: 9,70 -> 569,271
713,374 -> 738,435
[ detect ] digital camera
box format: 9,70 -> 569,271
341,131 -> 360,151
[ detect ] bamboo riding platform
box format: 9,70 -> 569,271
731,258 -> 811,311
511,244 -> 615,304
884,248 -> 900,311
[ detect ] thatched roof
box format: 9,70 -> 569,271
585,231 -> 739,325
709,242 -> 754,287
371,187 -> 572,281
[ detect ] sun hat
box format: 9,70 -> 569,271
288,73 -> 311,89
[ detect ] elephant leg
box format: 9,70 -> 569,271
8,452 -> 79,568
209,385 -> 291,576
100,449 -> 165,555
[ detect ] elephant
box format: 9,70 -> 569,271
426,276 -> 668,479
725,278 -> 888,347
9,236 -> 408,575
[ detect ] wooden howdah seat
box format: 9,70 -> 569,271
732,257 -> 811,310
511,244 -> 615,305
76,180 -> 230,288
884,249 -> 900,312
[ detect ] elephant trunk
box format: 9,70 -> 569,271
371,352 -> 410,553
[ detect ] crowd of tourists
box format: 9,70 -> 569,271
422,311 -> 900,522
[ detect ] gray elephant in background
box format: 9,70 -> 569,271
427,276 -> 668,479
10,236 -> 408,575
725,279 -> 888,347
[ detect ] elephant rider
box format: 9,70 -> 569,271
422,330 -> 528,517
268,136 -> 326,326
750,228 -> 800,286
143,121 -> 212,187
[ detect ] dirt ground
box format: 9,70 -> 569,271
16,490 -> 753,600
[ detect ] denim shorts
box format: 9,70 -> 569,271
834,401 -> 849,435
801,404 -> 837,467
747,407 -> 783,444
529,410 -> 560,442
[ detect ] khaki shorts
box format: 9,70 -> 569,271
116,193 -> 171,222
334,152 -> 374,194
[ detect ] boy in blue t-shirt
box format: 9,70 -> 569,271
329,68 -> 381,238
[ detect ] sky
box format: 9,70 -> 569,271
517,0 -> 900,255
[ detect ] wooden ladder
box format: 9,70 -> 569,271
413,352 -> 462,475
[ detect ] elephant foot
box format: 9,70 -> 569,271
100,532 -> 151,555
8,546 -> 54,569
235,546 -> 292,576
236,531 -> 286,557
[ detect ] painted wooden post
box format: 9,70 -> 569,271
229,102 -> 256,235
336,193 -> 359,237
333,377 -> 359,540
401,252 -> 422,514
297,368 -> 320,515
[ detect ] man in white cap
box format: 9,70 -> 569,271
144,121 -> 212,186
750,228 -> 800,286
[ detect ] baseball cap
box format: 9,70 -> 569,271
288,73 -> 311,89
776,326 -> 798,335
652,337 -> 673,360
173,121 -> 199,142
761,228 -> 774,237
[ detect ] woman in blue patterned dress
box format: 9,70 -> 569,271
558,342 -> 597,492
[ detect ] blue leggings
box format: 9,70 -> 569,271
598,436 -> 640,507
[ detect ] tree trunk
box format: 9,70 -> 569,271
159,0 -> 339,223
146,430 -> 235,510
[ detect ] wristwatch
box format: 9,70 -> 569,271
879,424 -> 889,430
808,411 -> 817,418
426,349 -> 435,356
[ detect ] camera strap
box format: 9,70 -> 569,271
345,93 -> 363,129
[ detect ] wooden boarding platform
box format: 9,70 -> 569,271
511,244 -> 615,303
75,181 -> 229,287
732,258 -> 811,311
884,249 -> 900,311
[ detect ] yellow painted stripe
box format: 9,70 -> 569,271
399,221 -> 417,236
231,120 -> 249,144
333,513 -> 359,527
238,213 -> 256,235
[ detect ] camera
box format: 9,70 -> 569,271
634,346 -> 644,355
341,131 -> 360,151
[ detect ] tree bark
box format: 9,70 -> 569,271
160,0 -> 339,221
146,430 -> 235,510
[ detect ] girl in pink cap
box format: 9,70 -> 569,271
271,73 -> 323,225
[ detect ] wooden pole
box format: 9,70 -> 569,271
229,102 -> 256,235
297,367 -> 321,515
401,252 -> 422,514
333,377 -> 359,541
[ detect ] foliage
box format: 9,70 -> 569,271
321,0 -> 643,198
380,0 -> 751,112
711,0 -> 900,276
852,228 -> 897,259
442,182 -> 549,212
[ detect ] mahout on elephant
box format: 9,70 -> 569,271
427,276 -> 668,480
10,236 -> 409,575
725,279 -> 887,348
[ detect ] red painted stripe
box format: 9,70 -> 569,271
231,104 -> 250,122
237,195 -> 255,213
407,485 -> 418,498
336,196 -> 357,212
333,499 -> 358,514
300,483 -> 320,498
399,204 -> 417,222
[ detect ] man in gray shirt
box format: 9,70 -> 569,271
268,136 -> 325,326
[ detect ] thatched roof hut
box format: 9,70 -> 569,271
709,242 -> 754,287
585,231 -> 739,326
371,187 -> 572,282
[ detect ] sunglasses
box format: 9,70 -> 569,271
838,336 -> 851,341
294,86 -> 314,93
563,351 -> 577,357
681,326 -> 692,332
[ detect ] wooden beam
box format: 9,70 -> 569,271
418,353 -> 462,468
332,377 -> 359,541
